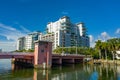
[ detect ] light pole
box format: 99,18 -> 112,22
62,30 -> 64,54
75,26 -> 77,55
61,29 -> 64,54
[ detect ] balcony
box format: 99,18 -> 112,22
82,27 -> 86,31
61,27 -> 70,31
61,22 -> 71,26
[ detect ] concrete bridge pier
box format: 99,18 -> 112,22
12,58 -> 34,68
52,58 -> 62,65
62,59 -> 74,64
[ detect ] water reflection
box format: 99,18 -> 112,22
50,64 -> 117,80
0,59 -> 12,74
0,61 -> 120,80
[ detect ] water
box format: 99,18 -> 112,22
0,59 -> 120,80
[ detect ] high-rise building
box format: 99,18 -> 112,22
25,32 -> 42,50
17,31 -> 42,50
17,16 -> 90,51
17,37 -> 25,50
41,33 -> 55,49
42,16 -> 89,49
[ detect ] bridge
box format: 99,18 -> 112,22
0,52 -> 34,59
52,54 -> 84,64
0,41 -> 85,69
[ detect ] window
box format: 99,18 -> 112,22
41,49 -> 44,53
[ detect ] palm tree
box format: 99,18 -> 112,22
95,40 -> 102,60
102,42 -> 108,61
107,38 -> 120,61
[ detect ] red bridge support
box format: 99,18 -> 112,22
34,40 -> 52,69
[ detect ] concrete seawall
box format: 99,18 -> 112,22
91,59 -> 120,65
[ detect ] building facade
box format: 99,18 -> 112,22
17,31 -> 42,50
17,37 -> 25,50
17,16 -> 90,51
43,16 -> 89,49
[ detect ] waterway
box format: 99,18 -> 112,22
0,59 -> 120,80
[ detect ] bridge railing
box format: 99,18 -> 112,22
0,52 -> 34,56
52,53 -> 85,57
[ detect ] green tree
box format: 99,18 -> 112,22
101,42 -> 108,61
107,38 -> 120,60
95,40 -> 102,59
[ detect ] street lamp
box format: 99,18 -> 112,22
75,26 -> 78,55
61,28 -> 65,54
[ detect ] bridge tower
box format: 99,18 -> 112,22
34,40 -> 52,69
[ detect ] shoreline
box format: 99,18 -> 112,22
90,59 -> 120,65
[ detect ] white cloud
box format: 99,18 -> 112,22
101,32 -> 108,37
0,23 -> 16,31
91,31 -> 112,48
14,22 -> 31,33
89,35 -> 95,47
89,35 -> 94,43
61,11 -> 69,15
0,23 -> 31,51
100,32 -> 110,41
90,32 -> 111,48
0,23 -> 30,41
0,41 -> 16,52
116,28 -> 120,34
90,42 -> 95,48
20,25 -> 31,33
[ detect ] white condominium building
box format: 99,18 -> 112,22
17,16 -> 90,51
43,16 -> 89,49
17,31 -> 42,50
17,37 -> 25,50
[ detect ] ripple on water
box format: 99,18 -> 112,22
0,59 -> 12,75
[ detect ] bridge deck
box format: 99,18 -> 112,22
52,54 -> 85,59
0,53 -> 85,65
0,52 -> 34,59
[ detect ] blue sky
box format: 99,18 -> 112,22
0,0 -> 120,51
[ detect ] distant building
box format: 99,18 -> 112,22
0,49 -> 2,52
17,31 -> 42,50
17,37 -> 25,50
41,33 -> 55,49
25,32 -> 42,50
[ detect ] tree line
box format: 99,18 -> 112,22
53,38 -> 120,59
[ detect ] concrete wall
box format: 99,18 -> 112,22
34,41 -> 52,69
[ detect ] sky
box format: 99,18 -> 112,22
0,0 -> 120,51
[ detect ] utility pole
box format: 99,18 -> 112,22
75,27 -> 77,55
61,29 -> 64,54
